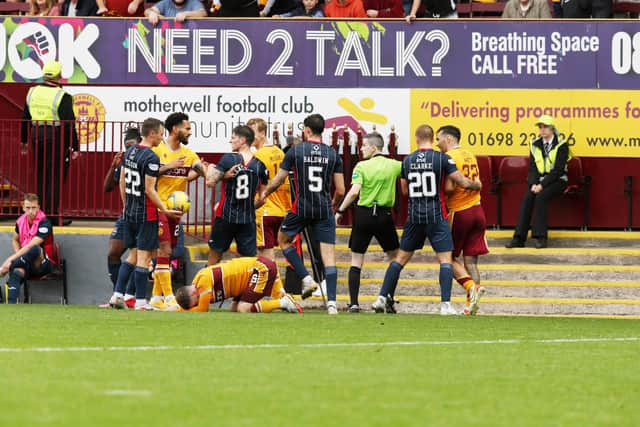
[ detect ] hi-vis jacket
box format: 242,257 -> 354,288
527,135 -> 571,188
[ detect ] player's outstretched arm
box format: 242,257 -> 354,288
449,171 -> 482,192
206,164 -> 224,188
103,152 -> 123,193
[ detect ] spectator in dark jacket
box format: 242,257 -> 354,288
60,0 -> 98,16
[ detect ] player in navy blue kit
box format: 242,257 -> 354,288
257,114 -> 345,315
206,125 -> 269,266
372,124 -> 482,315
108,118 -> 181,310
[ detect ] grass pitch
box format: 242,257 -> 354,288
1,306 -> 638,427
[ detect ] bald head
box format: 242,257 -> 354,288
414,125 -> 434,148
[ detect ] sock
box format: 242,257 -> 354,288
283,246 -> 309,279
134,267 -> 149,300
325,266 -> 338,301
114,262 -> 135,294
125,273 -> 136,296
154,257 -> 172,297
7,270 -> 24,304
348,266 -> 361,306
251,299 -> 281,313
439,263 -> 453,302
380,261 -> 403,298
456,276 -> 475,291
108,261 -> 121,290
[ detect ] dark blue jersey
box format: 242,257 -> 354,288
215,153 -> 268,224
402,148 -> 457,224
281,141 -> 343,219
121,145 -> 160,223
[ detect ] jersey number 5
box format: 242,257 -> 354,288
308,166 -> 323,192
407,171 -> 436,198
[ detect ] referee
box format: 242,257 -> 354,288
335,132 -> 402,312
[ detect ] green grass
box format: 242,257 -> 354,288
1,306 -> 639,427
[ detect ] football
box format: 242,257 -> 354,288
166,191 -> 191,213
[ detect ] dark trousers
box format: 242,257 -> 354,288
32,126 -> 69,218
514,180 -> 567,241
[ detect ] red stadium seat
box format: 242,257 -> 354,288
476,155 -> 498,227
549,156 -> 591,230
495,156 -> 529,227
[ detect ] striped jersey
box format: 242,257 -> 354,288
446,147 -> 481,213
152,141 -> 200,203
402,148 -> 457,224
254,145 -> 291,217
121,145 -> 160,223
215,153 -> 268,224
280,140 -> 343,219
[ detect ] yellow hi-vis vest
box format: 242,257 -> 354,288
26,85 -> 65,123
531,138 -> 572,175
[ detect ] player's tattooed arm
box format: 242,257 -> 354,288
206,164 -> 224,188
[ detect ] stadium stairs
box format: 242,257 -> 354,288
185,228 -> 640,317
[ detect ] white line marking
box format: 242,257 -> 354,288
103,390 -> 152,396
0,337 -> 637,353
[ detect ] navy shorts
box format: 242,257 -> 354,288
110,216 -> 125,241
280,212 -> 336,244
400,219 -> 453,253
123,220 -> 159,251
208,217 -> 257,256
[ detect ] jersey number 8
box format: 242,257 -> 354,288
235,174 -> 250,200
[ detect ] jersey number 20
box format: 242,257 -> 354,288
407,171 -> 436,198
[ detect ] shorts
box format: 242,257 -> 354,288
208,217 -> 256,256
280,212 -> 336,244
123,220 -> 159,251
110,216 -> 125,241
256,215 -> 283,249
399,218 -> 453,253
158,212 -> 182,248
450,204 -> 489,258
237,256 -> 280,304
349,206 -> 399,254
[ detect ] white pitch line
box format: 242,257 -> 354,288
103,390 -> 152,397
0,337 -> 637,353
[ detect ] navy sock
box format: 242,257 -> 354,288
380,261 -> 403,298
125,273 -> 136,296
134,267 -> 149,300
7,270 -> 24,304
108,261 -> 121,290
348,266 -> 361,306
114,262 -> 135,294
439,263 -> 453,302
283,246 -> 309,279
325,266 -> 338,301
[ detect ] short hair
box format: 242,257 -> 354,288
175,286 -> 193,310
304,114 -> 325,136
141,118 -> 164,137
164,112 -> 189,134
246,118 -> 267,135
415,124 -> 434,142
437,125 -> 461,142
123,126 -> 142,144
23,193 -> 39,203
363,132 -> 384,151
233,125 -> 255,145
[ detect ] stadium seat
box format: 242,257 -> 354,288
0,2 -> 30,15
23,242 -> 68,304
495,156 -> 529,227
550,156 -> 592,230
476,155 -> 498,228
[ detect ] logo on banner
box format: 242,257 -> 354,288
73,93 -> 106,145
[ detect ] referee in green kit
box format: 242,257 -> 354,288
335,132 -> 402,312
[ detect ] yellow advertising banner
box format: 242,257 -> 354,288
410,89 -> 640,158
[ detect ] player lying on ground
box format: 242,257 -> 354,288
175,257 -> 303,313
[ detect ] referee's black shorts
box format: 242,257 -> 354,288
348,205 -> 399,254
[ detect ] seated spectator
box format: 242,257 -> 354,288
502,0 -> 551,18
324,0 -> 367,17
60,0 -> 98,16
217,0 -> 259,16
505,115 -> 569,250
406,0 -> 456,19
364,0 -> 404,16
145,0 -> 207,24
275,0 -> 324,17
98,0 -> 145,16
260,0 -> 297,16
0,194 -> 55,304
561,0 -> 612,17
27,0 -> 61,15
